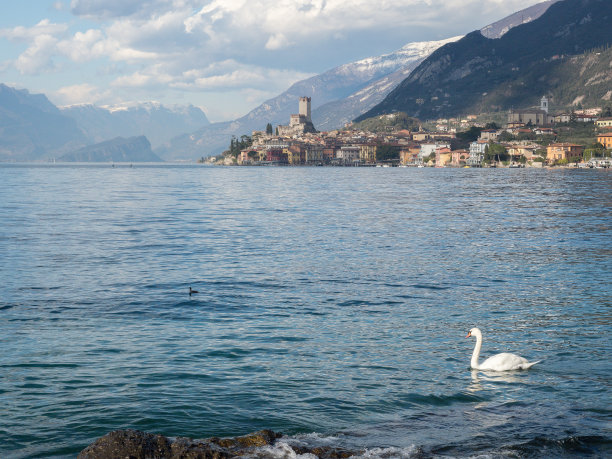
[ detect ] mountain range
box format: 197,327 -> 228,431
4,0 -> 604,162
0,84 -> 209,161
61,102 -> 209,149
158,1 -> 558,159
357,0 -> 612,121
0,83 -> 87,161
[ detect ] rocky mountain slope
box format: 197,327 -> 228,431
356,0 -> 612,122
0,84 -> 87,161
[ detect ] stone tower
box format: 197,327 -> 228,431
299,96 -> 311,122
540,96 -> 549,114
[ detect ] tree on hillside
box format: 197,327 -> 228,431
227,135 -> 253,158
484,143 -> 508,163
498,131 -> 515,142
457,126 -> 483,143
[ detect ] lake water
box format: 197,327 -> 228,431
1,165 -> 610,458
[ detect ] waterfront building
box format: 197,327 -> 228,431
337,146 -> 360,164
277,97 -> 317,136
358,143 -> 377,164
420,142 -> 450,159
597,132 -> 612,149
435,147 -> 452,167
451,149 -> 470,166
546,143 -> 583,163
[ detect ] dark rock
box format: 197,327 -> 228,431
79,429 -> 281,459
78,429 -> 171,459
79,428 -> 361,458
210,430 -> 280,449
170,437 -> 230,459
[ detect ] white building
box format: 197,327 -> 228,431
468,140 -> 488,166
419,142 -> 450,159
337,146 -> 360,164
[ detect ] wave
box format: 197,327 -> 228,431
257,433 -> 612,459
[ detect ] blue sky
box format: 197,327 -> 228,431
0,0 -> 541,121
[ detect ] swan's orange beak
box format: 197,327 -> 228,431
466,331 -> 471,338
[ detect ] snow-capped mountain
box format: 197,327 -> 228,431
159,1 -> 558,159
313,37 -> 462,131
61,102 -> 209,149
158,37 -> 461,159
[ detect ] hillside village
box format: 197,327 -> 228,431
212,96 -> 612,168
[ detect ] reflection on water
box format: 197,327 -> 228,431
468,369 -> 525,392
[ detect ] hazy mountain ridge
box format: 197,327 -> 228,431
0,84 -> 87,161
357,0 -> 612,121
59,136 -> 162,162
61,102 -> 209,149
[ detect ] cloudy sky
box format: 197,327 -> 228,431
0,0 -> 540,121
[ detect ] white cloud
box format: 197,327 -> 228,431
53,83 -> 111,105
111,59 -> 314,92
15,34 -> 59,74
57,29 -> 104,61
265,33 -> 292,51
0,19 -> 68,41
0,0 -> 542,117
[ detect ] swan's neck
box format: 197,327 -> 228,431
471,334 -> 482,369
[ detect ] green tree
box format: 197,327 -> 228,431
484,143 -> 508,163
498,131 -> 516,142
376,145 -> 400,161
457,126 -> 483,143
583,142 -> 606,161
484,122 -> 500,130
227,135 -> 253,158
266,123 -> 273,135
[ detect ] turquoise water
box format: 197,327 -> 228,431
1,165 -> 610,458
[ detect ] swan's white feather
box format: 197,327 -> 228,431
479,352 -> 539,371
468,327 -> 540,371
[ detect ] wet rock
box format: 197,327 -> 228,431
170,437 -> 230,459
78,429 -> 171,459
210,430 -> 281,449
79,429 -> 360,458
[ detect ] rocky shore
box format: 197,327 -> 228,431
79,429 -> 358,458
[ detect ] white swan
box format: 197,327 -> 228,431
467,327 -> 540,371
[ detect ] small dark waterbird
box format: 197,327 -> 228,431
189,287 -> 199,296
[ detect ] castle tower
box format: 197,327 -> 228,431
299,96 -> 311,122
540,96 -> 549,114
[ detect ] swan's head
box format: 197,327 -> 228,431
466,327 -> 482,338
